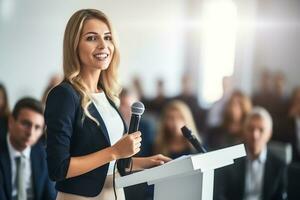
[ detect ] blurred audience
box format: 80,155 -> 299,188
154,100 -> 199,159
214,107 -> 287,200
147,79 -> 169,116
276,87 -> 300,163
206,90 -> 252,150
41,74 -> 62,106
0,97 -> 56,200
207,76 -> 233,128
0,83 -> 10,127
174,73 -> 207,132
119,88 -> 156,157
252,69 -> 273,112
253,70 -> 289,136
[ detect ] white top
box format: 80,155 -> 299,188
91,92 -> 124,175
6,133 -> 34,199
244,148 -> 267,200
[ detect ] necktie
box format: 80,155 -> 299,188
16,154 -> 27,200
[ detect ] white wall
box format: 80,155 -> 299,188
0,0 -> 185,106
252,0 -> 300,94
1,0 -> 300,108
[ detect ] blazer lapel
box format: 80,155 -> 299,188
88,102 -> 111,145
87,94 -> 128,145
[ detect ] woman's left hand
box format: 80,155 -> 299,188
132,154 -> 172,170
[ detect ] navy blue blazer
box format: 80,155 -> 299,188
45,82 -> 129,197
0,126 -> 56,200
214,148 -> 287,200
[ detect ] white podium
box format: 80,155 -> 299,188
116,144 -> 246,200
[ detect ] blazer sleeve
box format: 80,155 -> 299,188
45,84 -> 78,181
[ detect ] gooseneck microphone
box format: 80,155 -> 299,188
181,126 -> 207,153
128,102 -> 145,134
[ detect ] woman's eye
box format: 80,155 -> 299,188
87,36 -> 97,41
104,35 -> 112,41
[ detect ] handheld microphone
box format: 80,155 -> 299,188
181,125 -> 207,153
128,101 -> 145,134
121,102 -> 145,170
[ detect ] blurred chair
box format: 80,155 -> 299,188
268,141 -> 292,165
288,163 -> 300,200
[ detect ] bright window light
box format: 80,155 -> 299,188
201,0 -> 237,105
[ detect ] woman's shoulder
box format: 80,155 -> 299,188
47,81 -> 80,104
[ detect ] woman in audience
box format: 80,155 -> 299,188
0,83 -> 10,127
154,100 -> 200,159
206,90 -> 252,150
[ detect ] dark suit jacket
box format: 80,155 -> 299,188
0,127 -> 56,200
214,148 -> 287,200
277,118 -> 300,163
45,81 -> 129,197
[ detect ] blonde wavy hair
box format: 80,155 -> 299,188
154,100 -> 200,156
63,9 -> 121,125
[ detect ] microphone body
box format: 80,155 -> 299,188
128,114 -> 141,134
181,126 -> 207,153
121,102 -> 145,170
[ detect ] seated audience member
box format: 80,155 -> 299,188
0,97 -> 56,200
147,79 -> 169,116
174,73 -> 207,132
154,100 -> 200,159
207,76 -> 233,128
252,69 -> 273,112
206,90 -> 252,150
0,83 -> 10,127
278,87 -> 300,163
214,107 -> 287,200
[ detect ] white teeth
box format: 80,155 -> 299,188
95,53 -> 108,59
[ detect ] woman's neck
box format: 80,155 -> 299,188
80,68 -> 101,93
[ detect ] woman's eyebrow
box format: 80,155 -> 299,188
83,31 -> 111,36
83,31 -> 98,36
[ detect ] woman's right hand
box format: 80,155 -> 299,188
111,131 -> 142,159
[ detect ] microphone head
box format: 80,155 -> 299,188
131,101 -> 145,115
181,125 -> 192,139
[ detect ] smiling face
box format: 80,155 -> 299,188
78,18 -> 114,72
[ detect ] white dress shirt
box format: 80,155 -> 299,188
91,92 -> 124,175
7,133 -> 34,200
244,148 -> 267,200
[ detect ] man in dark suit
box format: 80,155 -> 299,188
0,97 -> 56,200
214,107 -> 287,200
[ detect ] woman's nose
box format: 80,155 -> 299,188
97,37 -> 107,49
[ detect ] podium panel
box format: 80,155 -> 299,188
154,170 -> 214,200
116,144 -> 246,200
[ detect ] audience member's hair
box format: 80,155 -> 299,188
12,97 -> 44,119
288,86 -> 300,117
244,106 -> 273,134
222,90 -> 252,128
154,100 -> 199,155
0,83 -> 10,118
